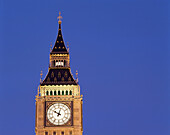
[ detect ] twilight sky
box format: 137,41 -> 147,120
0,0 -> 169,135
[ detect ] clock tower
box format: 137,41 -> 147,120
35,12 -> 83,135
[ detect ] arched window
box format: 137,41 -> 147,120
66,90 -> 68,95
55,60 -> 58,66
46,91 -> 49,96
56,60 -> 64,67
50,91 -> 53,96
58,91 -> 60,95
54,91 -> 56,95
53,132 -> 56,135
62,91 -> 64,95
70,90 -> 72,95
61,131 -> 64,135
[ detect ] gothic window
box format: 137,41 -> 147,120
54,91 -> 56,95
62,91 -> 64,95
64,71 -> 68,77
70,90 -> 72,95
58,72 -> 61,78
54,77 -> 57,82
61,131 -> 64,135
46,91 -> 48,96
51,72 -> 54,78
53,132 -> 56,135
45,132 -> 48,135
58,91 -> 60,95
68,77 -> 71,81
66,90 -> 68,95
70,131 -> 72,135
50,91 -> 53,96
47,77 -> 50,82
61,77 -> 64,81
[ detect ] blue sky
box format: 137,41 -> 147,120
0,0 -> 169,135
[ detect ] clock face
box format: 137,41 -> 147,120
47,103 -> 71,125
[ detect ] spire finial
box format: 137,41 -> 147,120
67,42 -> 69,52
40,70 -> 43,83
76,70 -> 78,83
57,11 -> 62,24
50,42 -> 52,52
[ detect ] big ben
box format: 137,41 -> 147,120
35,12 -> 83,135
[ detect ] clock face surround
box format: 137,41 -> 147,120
47,103 -> 71,125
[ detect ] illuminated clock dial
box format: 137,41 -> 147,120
47,103 -> 71,125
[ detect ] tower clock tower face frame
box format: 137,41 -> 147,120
45,101 -> 73,126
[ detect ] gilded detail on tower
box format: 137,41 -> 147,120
35,12 -> 83,135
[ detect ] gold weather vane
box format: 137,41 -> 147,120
57,11 -> 63,24
40,70 -> 43,83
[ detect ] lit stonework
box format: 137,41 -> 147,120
35,12 -> 83,135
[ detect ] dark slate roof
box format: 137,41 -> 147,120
50,24 -> 68,54
41,68 -> 77,86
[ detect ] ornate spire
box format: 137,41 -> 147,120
50,42 -> 52,52
37,86 -> 40,97
50,12 -> 68,54
40,12 -> 78,86
40,70 -> 43,83
76,70 -> 78,83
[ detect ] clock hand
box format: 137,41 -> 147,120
52,109 -> 60,116
54,110 -> 60,116
57,109 -> 61,116
59,109 -> 61,114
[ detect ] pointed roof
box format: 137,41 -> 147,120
50,13 -> 68,54
41,68 -> 77,86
